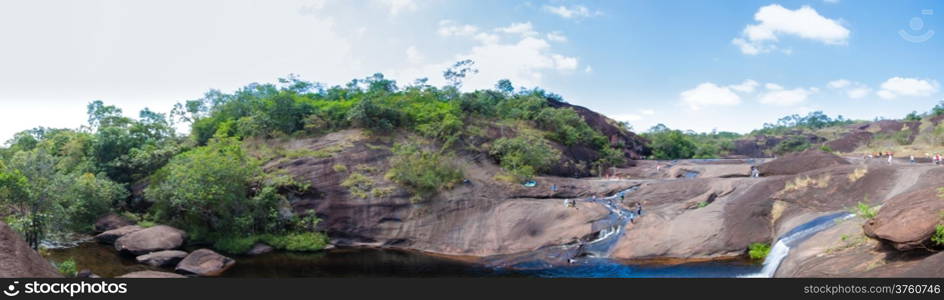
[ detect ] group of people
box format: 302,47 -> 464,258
929,153 -> 944,165
866,152 -> 896,164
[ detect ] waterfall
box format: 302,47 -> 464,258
742,212 -> 854,278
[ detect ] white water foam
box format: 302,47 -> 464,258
742,213 -> 854,278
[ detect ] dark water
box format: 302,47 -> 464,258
46,243 -> 760,278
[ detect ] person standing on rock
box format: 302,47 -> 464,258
910,155 -> 916,164
887,153 -> 893,165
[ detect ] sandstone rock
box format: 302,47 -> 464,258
117,271 -> 187,278
94,213 -> 133,233
115,225 -> 186,256
0,221 -> 62,278
246,243 -> 273,256
136,250 -> 188,268
175,249 -> 235,277
864,188 -> 944,251
95,225 -> 143,245
758,150 -> 849,176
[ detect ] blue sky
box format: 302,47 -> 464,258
0,0 -> 942,142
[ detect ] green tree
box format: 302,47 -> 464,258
146,137 -> 266,240
490,134 -> 561,180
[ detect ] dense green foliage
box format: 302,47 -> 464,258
490,133 -> 561,181
772,136 -> 811,155
748,242 -> 771,260
56,258 -> 77,277
642,124 -> 740,159
386,142 -> 464,202
752,111 -> 853,136
0,64 -> 617,252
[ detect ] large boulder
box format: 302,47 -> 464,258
117,271 -> 187,278
115,225 -> 186,256
136,250 -> 188,268
95,225 -> 143,245
93,213 -> 133,233
758,150 -> 849,176
864,188 -> 944,251
0,221 -> 62,278
175,249 -> 235,277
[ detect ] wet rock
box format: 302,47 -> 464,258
175,249 -> 235,277
115,225 -> 186,256
95,225 -> 143,245
246,243 -> 273,256
94,213 -> 133,233
864,188 -> 944,251
0,221 -> 62,278
118,271 -> 187,278
136,250 -> 188,268
758,150 -> 849,176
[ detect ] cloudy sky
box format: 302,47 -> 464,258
1,0 -> 942,142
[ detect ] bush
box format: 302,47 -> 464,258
57,258 -> 77,277
262,232 -> 329,252
385,142 -> 463,202
748,243 -> 771,260
853,202 -> 878,219
646,129 -> 697,159
772,136 -> 811,155
146,137 -> 271,241
933,224 -> 944,247
490,134 -> 560,181
341,172 -> 374,199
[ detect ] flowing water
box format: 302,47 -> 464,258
52,186 -> 858,278
742,212 -> 855,278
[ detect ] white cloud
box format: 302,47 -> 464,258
847,87 -> 871,99
765,83 -> 784,90
759,87 -> 816,106
641,109 -> 656,115
438,20 -> 479,37
824,0 -> 840,3
376,0 -> 417,16
543,5 -> 599,19
405,46 -> 424,64
680,83 -> 742,110
546,31 -> 568,42
730,79 -> 759,93
876,77 -> 939,99
496,22 -> 537,37
827,79 -> 851,89
474,32 -> 499,45
828,79 -> 872,99
551,54 -> 578,71
733,4 -> 850,55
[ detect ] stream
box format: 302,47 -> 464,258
43,189 -> 851,278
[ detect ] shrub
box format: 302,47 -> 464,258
853,202 -> 878,219
332,164 -> 348,173
772,136 -> 811,155
341,172 -> 373,199
146,137 -> 270,241
489,134 -> 560,181
386,142 -> 463,202
748,243 -> 771,260
933,224 -> 944,247
57,258 -> 77,277
262,232 -> 329,252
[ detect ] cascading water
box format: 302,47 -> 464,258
743,212 -> 855,278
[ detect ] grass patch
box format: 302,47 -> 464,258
748,243 -> 771,261
214,232 -> 330,254
848,167 -> 868,183
341,172 -> 374,199
385,142 -> 463,203
780,174 -> 831,195
825,234 -> 868,254
332,164 -> 348,173
852,201 -> 879,219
